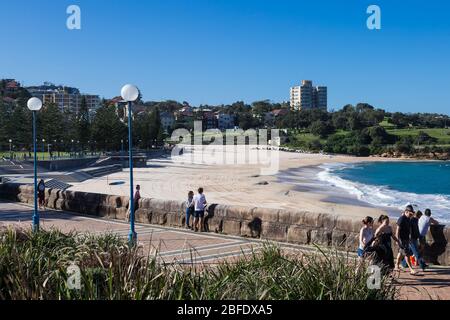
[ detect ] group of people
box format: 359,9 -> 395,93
185,188 -> 207,232
358,205 -> 440,274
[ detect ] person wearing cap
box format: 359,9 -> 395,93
395,205 -> 416,275
402,210 -> 428,271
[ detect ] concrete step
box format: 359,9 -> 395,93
44,179 -> 72,191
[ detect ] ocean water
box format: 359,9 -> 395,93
317,161 -> 450,223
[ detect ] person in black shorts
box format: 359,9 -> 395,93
37,179 -> 46,210
395,205 -> 416,275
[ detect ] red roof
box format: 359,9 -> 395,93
6,80 -> 19,88
272,109 -> 288,116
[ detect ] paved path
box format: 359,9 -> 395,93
1,201 -> 449,299
0,201 -> 314,265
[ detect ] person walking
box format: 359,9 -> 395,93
37,179 -> 46,210
358,216 -> 374,258
193,187 -> 207,232
371,215 -> 398,271
185,191 -> 195,229
395,205 -> 416,275
409,210 -> 428,271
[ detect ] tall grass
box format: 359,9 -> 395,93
0,227 -> 396,300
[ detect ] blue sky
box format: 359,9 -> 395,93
1,0 -> 450,114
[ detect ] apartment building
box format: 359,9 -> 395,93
27,83 -> 100,113
216,113 -> 236,130
290,80 -> 327,110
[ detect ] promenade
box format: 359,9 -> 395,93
1,201 -> 449,300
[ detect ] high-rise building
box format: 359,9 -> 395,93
290,80 -> 327,110
26,83 -> 100,113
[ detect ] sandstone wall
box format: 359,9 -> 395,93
1,182 -> 448,265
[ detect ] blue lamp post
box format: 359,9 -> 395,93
27,97 -> 43,232
121,84 -> 139,245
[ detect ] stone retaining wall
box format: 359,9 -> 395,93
1,182 -> 448,265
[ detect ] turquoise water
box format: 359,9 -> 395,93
317,161 -> 450,223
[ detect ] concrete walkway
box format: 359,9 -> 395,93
1,201 -> 449,300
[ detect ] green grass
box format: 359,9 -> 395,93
0,227 -> 397,300
0,151 -> 98,161
379,117 -> 397,130
387,128 -> 450,144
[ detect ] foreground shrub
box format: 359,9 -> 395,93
0,227 -> 396,300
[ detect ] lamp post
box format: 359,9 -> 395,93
121,84 -> 139,245
27,97 -> 43,232
42,139 -> 45,160
8,139 -> 12,159
121,139 -> 124,156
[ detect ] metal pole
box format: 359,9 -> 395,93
128,101 -> 136,244
32,111 -> 39,232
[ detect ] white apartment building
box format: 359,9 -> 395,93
290,80 -> 327,110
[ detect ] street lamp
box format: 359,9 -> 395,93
27,97 -> 42,232
42,139 -> 45,160
8,139 -> 12,159
121,84 -> 139,245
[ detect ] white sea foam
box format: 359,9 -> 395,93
317,163 -> 450,223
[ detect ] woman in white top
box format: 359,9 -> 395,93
358,216 -> 374,258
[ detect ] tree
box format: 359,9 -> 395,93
395,136 -> 414,154
91,104 -> 126,151
0,100 -> 12,150
77,96 -> 90,149
40,103 -> 64,149
8,104 -> 32,150
309,120 -> 335,138
415,131 -> 437,146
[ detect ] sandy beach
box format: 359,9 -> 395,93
68,147 -> 398,220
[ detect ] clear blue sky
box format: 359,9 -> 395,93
1,0 -> 450,114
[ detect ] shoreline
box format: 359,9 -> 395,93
68,150 -> 400,220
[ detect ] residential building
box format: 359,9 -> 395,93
26,83 -> 100,113
264,108 -> 289,126
160,112 -> 175,132
216,113 -> 236,130
193,108 -> 218,130
290,80 -> 327,110
1,79 -> 21,96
